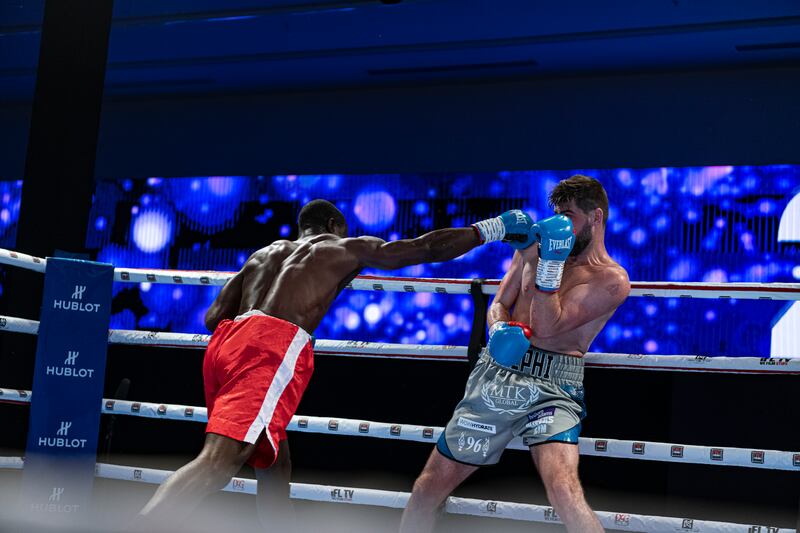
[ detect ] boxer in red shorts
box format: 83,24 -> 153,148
138,199 -> 535,529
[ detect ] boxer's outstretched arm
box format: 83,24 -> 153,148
488,251 -> 523,328
344,228 -> 480,270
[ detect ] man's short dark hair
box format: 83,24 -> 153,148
548,175 -> 609,224
297,199 -> 346,231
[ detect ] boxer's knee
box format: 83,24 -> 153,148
193,454 -> 238,490
196,438 -> 250,488
410,469 -> 449,510
544,473 -> 585,512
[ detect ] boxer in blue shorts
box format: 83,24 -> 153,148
401,175 -> 631,533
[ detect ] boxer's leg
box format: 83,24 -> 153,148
139,432 -> 254,522
399,448 -> 478,533
531,441 -> 602,533
255,439 -> 296,532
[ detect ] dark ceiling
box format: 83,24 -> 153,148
1,0 -> 800,101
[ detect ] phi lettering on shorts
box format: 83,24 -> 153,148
513,348 -> 553,379
456,416 -> 496,435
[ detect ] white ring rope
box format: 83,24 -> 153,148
0,458 -> 790,532
0,315 -> 797,373
2,247 -> 799,300
1,388 -> 797,471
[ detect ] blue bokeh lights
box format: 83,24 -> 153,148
83,166 -> 800,357
0,181 -> 23,249
353,190 -> 397,230
132,210 -> 173,253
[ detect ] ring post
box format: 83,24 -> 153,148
21,257 -> 113,525
467,279 -> 489,369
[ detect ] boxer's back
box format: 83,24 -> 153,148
237,234 -> 363,333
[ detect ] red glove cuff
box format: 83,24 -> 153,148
507,321 -> 533,338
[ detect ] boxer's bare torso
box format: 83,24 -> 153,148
512,252 -> 628,356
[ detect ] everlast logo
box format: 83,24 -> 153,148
511,347 -> 554,379
53,284 -> 100,313
330,488 -> 354,502
548,236 -> 573,251
38,421 -> 87,449
46,350 -> 95,379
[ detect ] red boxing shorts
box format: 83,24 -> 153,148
203,310 -> 314,469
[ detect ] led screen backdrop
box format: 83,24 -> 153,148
0,180 -> 24,301
85,167 -> 800,357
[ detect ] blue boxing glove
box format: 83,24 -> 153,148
531,215 -> 575,292
487,321 -> 533,368
472,210 -> 535,249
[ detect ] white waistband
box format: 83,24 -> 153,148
234,309 -> 266,321
232,309 -> 312,342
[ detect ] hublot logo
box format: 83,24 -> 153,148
46,350 -> 95,379
38,420 -> 87,449
53,285 -> 100,313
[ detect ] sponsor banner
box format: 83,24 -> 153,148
23,258 -> 113,517
525,407 -> 555,436
457,417 -> 496,435
481,379 -> 539,415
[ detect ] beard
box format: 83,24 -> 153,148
569,223 -> 592,257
